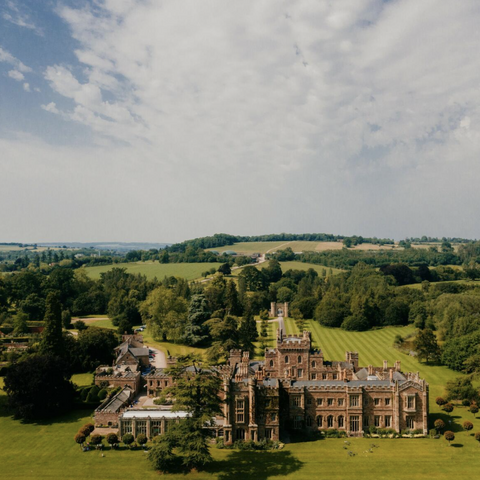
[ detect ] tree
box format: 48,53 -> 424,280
463,420 -> 474,431
436,397 -> 447,407
444,430 -> 455,445
149,355 -> 222,471
137,433 -> 148,447
39,292 -> 64,357
434,419 -> 445,432
183,294 -> 211,346
205,315 -> 240,362
475,432 -> 480,444
74,433 -> 86,447
470,404 -> 479,418
90,434 -> 102,446
224,280 -> 242,316
443,403 -> 454,415
122,433 -> 134,447
238,305 -> 258,356
413,329 -> 440,363
12,312 -> 29,335
218,263 -> 231,275
106,433 -> 118,448
445,377 -> 478,402
263,260 -> 282,283
62,309 -> 72,329
3,354 -> 75,420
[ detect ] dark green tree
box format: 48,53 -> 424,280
413,329 -> 440,363
238,305 -> 258,355
4,354 -> 75,420
218,263 -> 231,275
183,294 -> 210,346
225,280 -> 242,316
40,292 -> 64,357
205,315 -> 240,362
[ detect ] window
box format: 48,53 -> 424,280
294,415 -> 303,429
316,398 -> 323,406
312,361 -> 316,368
136,421 -> 147,435
292,396 -> 301,407
327,398 -> 334,406
298,356 -> 302,363
322,373 -> 327,380
363,397 -> 369,406
350,395 -> 359,407
285,356 -> 289,364
338,416 -> 344,428
265,428 -> 272,439
316,416 -> 323,427
374,416 -> 381,427
333,373 -> 338,380
123,421 -> 132,434
271,413 -> 276,421
311,373 -> 317,380
236,428 -> 245,440
338,398 -> 344,406
327,415 -> 334,428
306,416 -> 312,427
164,380 -> 168,387
298,368 -> 303,378
407,395 -> 416,409
307,397 -> 312,405
269,360 -> 274,367
385,398 -> 391,406
406,416 -> 415,429
385,415 -> 391,428
350,416 -> 360,432
374,398 -> 380,406
237,399 -> 244,409
237,413 -> 244,423
151,421 -> 161,436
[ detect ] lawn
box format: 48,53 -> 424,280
2,322 -> 480,479
84,262 -> 221,281
71,373 -> 94,387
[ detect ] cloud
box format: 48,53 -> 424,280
0,46 -> 31,72
8,69 -> 24,81
23,82 -> 30,91
2,0 -> 43,35
4,0 -> 480,241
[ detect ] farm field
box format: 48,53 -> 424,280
84,262 -> 221,281
257,261 -> 344,276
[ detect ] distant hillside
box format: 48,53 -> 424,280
38,242 -> 170,252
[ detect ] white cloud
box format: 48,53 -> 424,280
8,69 -> 24,81
0,46 -> 31,72
3,1 -> 43,35
23,82 -> 30,91
4,0 -> 480,241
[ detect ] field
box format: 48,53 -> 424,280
2,321 -> 480,479
84,262 -> 221,281
256,261 -> 344,276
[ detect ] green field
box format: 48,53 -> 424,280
257,261 -> 344,276
2,321 -> 480,479
84,262 -> 221,281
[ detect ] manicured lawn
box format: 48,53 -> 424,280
84,262 -> 221,281
71,373 -> 94,387
141,329 -> 205,358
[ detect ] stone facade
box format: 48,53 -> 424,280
270,302 -> 289,318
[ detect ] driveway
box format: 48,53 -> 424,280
145,345 -> 167,369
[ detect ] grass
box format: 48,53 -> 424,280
2,323 -> 480,478
141,329 -> 205,358
84,262 -> 221,281
257,261 -> 344,276
71,373 -> 94,387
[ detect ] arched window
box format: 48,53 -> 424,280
316,416 -> 323,428
297,356 -> 302,363
327,415 -> 334,428
338,416 -> 344,428
269,360 -> 274,367
285,356 -> 289,364
312,361 -> 316,368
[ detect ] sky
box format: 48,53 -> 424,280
1,0 -> 480,243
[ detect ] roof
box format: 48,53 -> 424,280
96,388 -> 133,413
130,347 -> 149,357
121,410 -> 189,420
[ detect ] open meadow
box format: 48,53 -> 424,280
84,262 -> 220,281
1,321 -> 479,479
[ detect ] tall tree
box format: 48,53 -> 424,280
40,292 -> 64,357
238,304 -> 258,355
225,280 -> 242,316
149,355 -> 222,472
413,328 -> 440,363
183,294 -> 210,346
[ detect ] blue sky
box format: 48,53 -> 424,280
1,0 -> 480,243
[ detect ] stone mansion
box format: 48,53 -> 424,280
100,329 -> 428,443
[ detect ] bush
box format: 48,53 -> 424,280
98,389 -> 108,401
475,432 -> 480,442
434,419 -> 445,431
463,420 -> 474,431
73,320 -> 87,331
470,404 -> 479,416
444,431 -> 455,444
443,403 -> 454,414
136,433 -> 147,446
462,399 -> 471,407
106,432 -> 118,446
78,426 -> 91,437
435,397 -> 446,406
84,423 -> 95,433
90,434 -> 102,445
74,433 -> 86,445
122,433 -> 134,446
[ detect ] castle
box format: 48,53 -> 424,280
138,329 -> 428,442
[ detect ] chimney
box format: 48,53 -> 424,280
383,360 -> 388,371
394,360 -> 401,372
368,365 -> 373,376
389,369 -> 393,382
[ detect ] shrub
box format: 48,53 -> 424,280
443,403 -> 454,414
106,432 -> 118,446
122,433 -> 134,447
98,389 -> 108,401
470,404 -> 479,417
90,434 -> 102,445
136,433 -> 147,445
475,432 -> 480,443
84,423 -> 95,433
434,419 -> 445,431
463,421 -> 474,431
462,399 -> 471,407
444,431 -> 455,445
73,320 -> 87,331
435,397 -> 446,406
74,433 -> 86,445
78,426 -> 91,437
